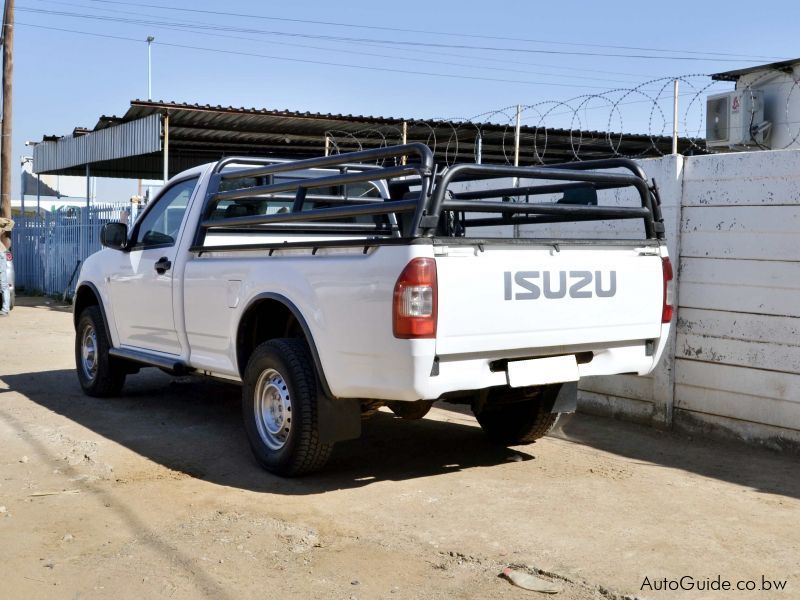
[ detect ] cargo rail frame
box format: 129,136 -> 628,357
192,143 -> 665,251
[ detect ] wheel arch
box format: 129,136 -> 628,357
235,293 -> 335,399
73,282 -> 112,337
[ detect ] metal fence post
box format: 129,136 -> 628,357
672,79 -> 680,156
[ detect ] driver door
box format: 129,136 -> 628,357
107,177 -> 198,355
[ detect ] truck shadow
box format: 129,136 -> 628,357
433,403 -> 800,501
1,369 -> 532,494
552,412 -> 800,500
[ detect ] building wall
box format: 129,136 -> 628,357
577,149 -> 800,449
736,65 -> 800,151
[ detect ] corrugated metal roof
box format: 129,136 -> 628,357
33,114 -> 162,174
34,100 -> 701,179
712,58 -> 800,82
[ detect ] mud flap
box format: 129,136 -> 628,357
317,394 -> 361,444
551,381 -> 578,414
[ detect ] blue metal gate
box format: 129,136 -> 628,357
11,204 -> 139,297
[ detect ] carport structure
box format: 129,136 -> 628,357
32,99 -> 698,187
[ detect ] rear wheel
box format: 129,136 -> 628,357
472,384 -> 561,445
75,306 -> 126,397
242,338 -> 333,476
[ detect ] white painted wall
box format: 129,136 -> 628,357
671,150 -> 800,447
578,155 -> 684,425
574,149 -> 800,449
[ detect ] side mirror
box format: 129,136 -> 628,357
101,222 -> 128,250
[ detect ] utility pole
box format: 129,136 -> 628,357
1,0 -> 14,250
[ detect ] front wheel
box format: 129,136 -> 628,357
242,338 -> 333,476
472,384 -> 562,445
75,306 -> 126,397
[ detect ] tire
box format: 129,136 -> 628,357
242,338 -> 333,476
387,400 -> 433,420
472,384 -> 561,445
75,305 -> 126,397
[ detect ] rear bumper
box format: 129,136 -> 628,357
416,341 -> 658,401
329,336 -> 665,402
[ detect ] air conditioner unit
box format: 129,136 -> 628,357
706,90 -> 770,150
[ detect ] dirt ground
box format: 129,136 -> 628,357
1,298 -> 798,600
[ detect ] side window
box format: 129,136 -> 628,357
134,178 -> 198,247
206,177 -> 383,225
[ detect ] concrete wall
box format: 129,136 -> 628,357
578,155 -> 684,425
671,150 -> 800,448
577,149 -> 800,449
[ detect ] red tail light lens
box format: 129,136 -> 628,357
393,257 -> 437,339
662,256 -> 674,323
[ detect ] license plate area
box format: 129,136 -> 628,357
506,355 -> 579,388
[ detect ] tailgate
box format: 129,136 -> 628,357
435,244 -> 664,356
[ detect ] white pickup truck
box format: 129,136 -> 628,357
73,144 -> 673,475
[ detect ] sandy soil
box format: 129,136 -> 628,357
1,297 -> 798,599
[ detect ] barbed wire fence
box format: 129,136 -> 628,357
322,71 -> 800,165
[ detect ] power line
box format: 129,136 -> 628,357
28,0 -> 671,81
16,22 -> 669,90
16,5 -> 773,63
15,3 -> 650,86
81,0 -> 786,62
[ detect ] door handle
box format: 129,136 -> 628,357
154,257 -> 172,274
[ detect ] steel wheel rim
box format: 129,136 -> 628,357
81,324 -> 98,381
254,368 -> 292,451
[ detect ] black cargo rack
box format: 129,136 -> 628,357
193,143 -> 664,250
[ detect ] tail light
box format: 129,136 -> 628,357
393,257 -> 437,338
662,256 -> 674,323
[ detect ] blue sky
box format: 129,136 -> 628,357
10,0 -> 800,200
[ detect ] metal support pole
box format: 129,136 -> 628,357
19,159 -> 24,217
84,163 -> 90,259
401,121 -> 408,165
513,105 -> 522,238
324,135 -> 330,157
514,104 -> 522,168
36,173 -> 40,215
672,79 -> 679,155
476,133 -> 483,164
163,112 -> 169,183
147,35 -> 154,100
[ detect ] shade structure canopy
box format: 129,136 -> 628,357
33,99 -> 702,180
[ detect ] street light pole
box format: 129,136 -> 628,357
147,35 -> 154,100
143,34 -> 154,198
